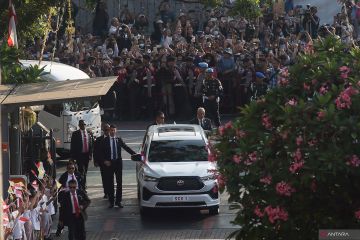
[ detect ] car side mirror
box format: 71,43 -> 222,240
131,153 -> 142,162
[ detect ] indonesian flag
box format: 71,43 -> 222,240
2,199 -> 9,212
14,188 -> 23,199
7,0 -> 18,48
3,214 -> 9,227
18,216 -> 29,223
31,180 -> 39,191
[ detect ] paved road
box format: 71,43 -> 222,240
53,120 -> 238,240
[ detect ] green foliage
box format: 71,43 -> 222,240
200,0 -> 225,7
0,42 -> 46,84
0,0 -> 59,44
230,0 -> 262,19
214,36 -> 360,239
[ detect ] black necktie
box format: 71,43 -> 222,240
112,138 -> 117,160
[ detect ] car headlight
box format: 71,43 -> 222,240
143,174 -> 159,182
200,174 -> 217,181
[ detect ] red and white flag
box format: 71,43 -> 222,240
3,214 -> 9,227
31,180 -> 39,191
2,199 -> 9,212
18,216 -> 29,223
7,0 -> 18,48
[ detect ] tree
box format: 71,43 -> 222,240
0,42 -> 46,84
214,36 -> 360,239
0,0 -> 60,44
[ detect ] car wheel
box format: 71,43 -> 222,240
208,206 -> 219,215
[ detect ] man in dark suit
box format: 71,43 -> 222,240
102,124 -> 136,208
146,110 -> 165,129
189,107 -> 213,131
70,120 -> 93,188
93,123 -> 110,199
57,161 -> 84,237
59,179 -> 90,240
58,161 -> 84,190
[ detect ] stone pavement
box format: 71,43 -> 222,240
53,229 -> 235,240
51,184 -> 237,240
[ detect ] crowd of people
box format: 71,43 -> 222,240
2,161 -> 61,240
22,0 -> 360,124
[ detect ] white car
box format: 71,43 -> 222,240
131,124 -> 220,215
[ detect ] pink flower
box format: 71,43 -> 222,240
344,86 -> 359,95
225,121 -> 233,129
218,126 -> 225,136
280,68 -> 289,78
279,131 -> 289,140
319,86 -> 328,95
311,79 -> 318,86
303,83 -> 310,91
260,175 -> 272,185
264,205 -> 289,224
217,174 -> 226,189
357,81 -> 360,87
232,155 -> 242,164
278,78 -> 289,86
317,111 -> 326,120
311,180 -> 317,192
208,152 -> 217,162
244,151 -> 258,166
236,129 -> 246,138
346,155 -> 360,167
296,136 -> 303,146
339,66 -> 351,79
249,152 -> 257,161
276,181 -> 295,197
262,113 -> 272,129
335,86 -> 358,110
308,139 -> 318,147
286,98 -> 297,106
355,209 -> 360,219
289,161 -> 304,174
254,205 -> 264,218
293,148 -> 302,162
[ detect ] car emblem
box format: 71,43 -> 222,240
177,180 -> 185,186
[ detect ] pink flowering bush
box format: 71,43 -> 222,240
214,37 -> 360,239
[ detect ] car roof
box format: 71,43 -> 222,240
148,124 -> 205,141
20,60 -> 90,81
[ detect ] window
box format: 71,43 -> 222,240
148,140 -> 208,162
63,100 -> 98,112
43,104 -> 62,117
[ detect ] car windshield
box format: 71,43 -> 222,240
148,140 -> 208,162
63,100 -> 98,112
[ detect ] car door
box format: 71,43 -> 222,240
137,134 -> 150,184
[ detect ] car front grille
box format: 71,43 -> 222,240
157,177 -> 204,191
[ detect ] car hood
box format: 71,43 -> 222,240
144,161 -> 217,178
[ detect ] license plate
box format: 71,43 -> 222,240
173,196 -> 189,201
